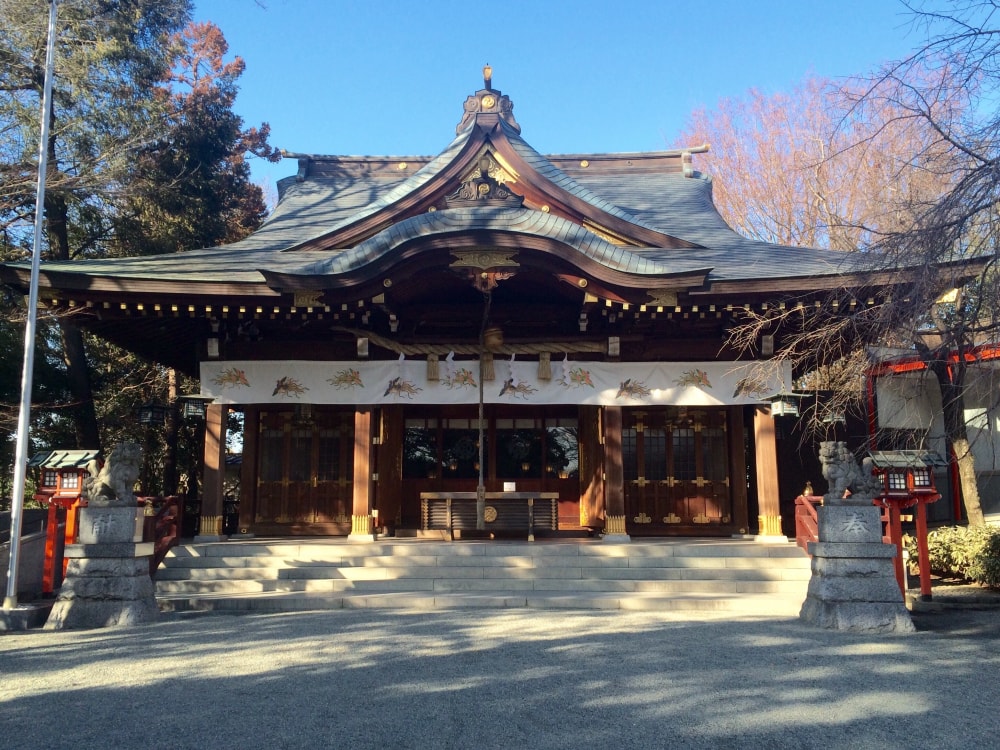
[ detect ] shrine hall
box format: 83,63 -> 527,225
2,71 -> 976,542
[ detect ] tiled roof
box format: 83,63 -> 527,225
499,121 -> 664,233
276,206 -> 713,278
4,108 -> 864,288
570,170 -> 860,280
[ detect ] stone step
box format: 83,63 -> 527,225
155,560 -> 809,582
156,590 -> 806,615
154,538 -> 810,614
155,575 -> 808,596
163,540 -> 810,561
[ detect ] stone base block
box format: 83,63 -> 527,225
800,596 -> 915,634
811,555 -> 898,577
808,542 -> 897,558
64,542 -> 154,559
817,505 -> 884,543
78,506 -> 142,544
45,597 -> 158,630
805,573 -> 904,603
45,552 -> 158,630
753,534 -> 789,543
0,601 -> 55,631
602,533 -> 631,543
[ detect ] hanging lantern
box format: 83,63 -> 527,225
137,401 -> 167,425
178,394 -> 214,420
764,391 -> 800,418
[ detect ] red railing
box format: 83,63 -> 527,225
794,494 -> 822,553
138,495 -> 184,578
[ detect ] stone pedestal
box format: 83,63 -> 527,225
45,507 -> 158,629
799,504 -> 914,633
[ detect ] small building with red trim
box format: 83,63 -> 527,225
868,344 -> 1000,522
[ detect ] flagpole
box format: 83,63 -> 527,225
4,0 -> 58,611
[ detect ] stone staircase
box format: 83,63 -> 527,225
155,538 -> 811,615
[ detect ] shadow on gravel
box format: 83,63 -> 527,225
2,609 -> 998,750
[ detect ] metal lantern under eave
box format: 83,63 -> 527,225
137,401 -> 167,425
179,394 -> 215,420
764,391 -> 800,417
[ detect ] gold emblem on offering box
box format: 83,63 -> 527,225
484,506 -> 498,523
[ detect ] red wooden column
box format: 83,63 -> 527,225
349,406 -> 375,542
198,402 -> 228,540
915,500 -> 933,600
754,406 -> 784,537
602,405 -> 629,541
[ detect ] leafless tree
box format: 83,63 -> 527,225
677,2 -> 1000,524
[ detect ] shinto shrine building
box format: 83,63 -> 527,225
2,72 -> 976,541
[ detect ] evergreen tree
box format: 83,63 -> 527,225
0,0 -> 192,454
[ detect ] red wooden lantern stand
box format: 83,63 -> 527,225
28,450 -> 100,596
869,451 -> 942,600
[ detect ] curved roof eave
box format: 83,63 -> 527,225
277,125 -> 481,252
258,206 -> 714,289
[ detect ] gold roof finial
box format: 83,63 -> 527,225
483,63 -> 493,91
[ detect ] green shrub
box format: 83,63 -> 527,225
905,525 -> 1000,587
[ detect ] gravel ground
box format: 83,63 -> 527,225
1,607 -> 998,750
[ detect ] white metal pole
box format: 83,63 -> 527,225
4,0 -> 58,611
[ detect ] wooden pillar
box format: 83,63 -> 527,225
602,405 -> 629,541
916,500 -> 933,600
236,405 -> 258,537
198,403 -> 228,540
349,406 -> 375,542
377,406 -> 403,533
729,407 -> 750,534
579,406 -> 605,529
753,406 -> 784,538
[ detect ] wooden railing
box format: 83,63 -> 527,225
138,495 -> 184,578
794,494 -> 822,553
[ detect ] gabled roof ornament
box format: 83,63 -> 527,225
446,154 -> 524,207
457,65 -> 521,134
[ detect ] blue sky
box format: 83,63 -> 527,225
192,0 -> 924,192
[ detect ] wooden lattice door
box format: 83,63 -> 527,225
255,408 -> 354,525
622,408 -> 733,533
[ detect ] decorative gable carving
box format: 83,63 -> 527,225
458,151 -> 516,186
450,249 -> 519,292
450,250 -> 519,270
646,290 -> 679,307
446,155 -> 524,208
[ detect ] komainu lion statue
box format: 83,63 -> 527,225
85,442 -> 142,507
819,441 -> 881,505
